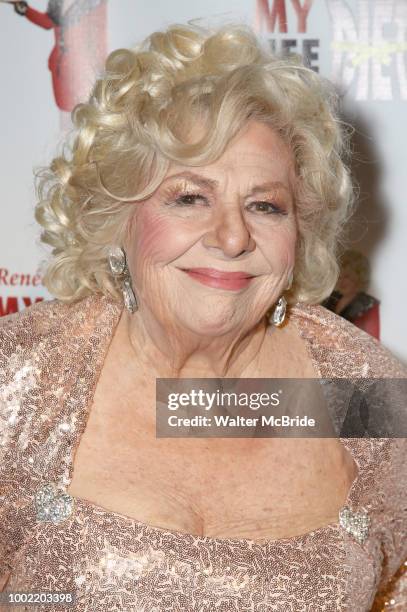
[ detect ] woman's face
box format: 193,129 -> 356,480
124,120 -> 297,336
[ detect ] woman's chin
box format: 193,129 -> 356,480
176,313 -> 242,337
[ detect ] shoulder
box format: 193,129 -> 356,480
0,292 -> 122,423
0,298 -> 68,350
289,301 -> 407,378
0,292 -> 122,358
289,303 -> 407,589
0,292 -> 122,466
0,298 -> 68,390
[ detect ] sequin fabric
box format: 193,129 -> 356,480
0,293 -> 406,611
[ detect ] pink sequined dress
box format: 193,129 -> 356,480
0,294 -> 406,611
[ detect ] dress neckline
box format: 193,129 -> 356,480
60,294 -> 362,548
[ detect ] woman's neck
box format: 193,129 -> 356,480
119,308 -> 271,379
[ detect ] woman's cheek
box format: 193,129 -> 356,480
130,211 -> 198,272
255,222 -> 297,270
134,216 -> 170,263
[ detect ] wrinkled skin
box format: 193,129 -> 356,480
122,120 -> 297,378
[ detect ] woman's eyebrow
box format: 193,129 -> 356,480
247,182 -> 291,196
163,171 -> 218,189
162,171 -> 291,194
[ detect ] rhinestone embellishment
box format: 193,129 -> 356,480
122,278 -> 138,313
271,296 -> 287,327
35,482 -> 74,524
339,506 -> 370,544
108,246 -> 126,276
107,246 -> 139,313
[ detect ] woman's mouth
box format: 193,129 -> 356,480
179,267 -> 256,291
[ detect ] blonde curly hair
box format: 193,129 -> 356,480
34,21 -> 355,305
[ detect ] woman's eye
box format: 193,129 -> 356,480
247,201 -> 286,215
173,193 -> 209,206
166,193 -> 286,214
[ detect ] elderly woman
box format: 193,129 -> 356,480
0,22 -> 406,611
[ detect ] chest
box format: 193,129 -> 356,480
66,381 -> 357,541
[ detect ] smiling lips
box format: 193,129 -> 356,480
180,267 -> 256,290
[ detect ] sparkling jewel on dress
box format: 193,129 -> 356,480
339,506 -> 370,544
35,482 -> 74,524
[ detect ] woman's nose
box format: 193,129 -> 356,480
202,207 -> 256,258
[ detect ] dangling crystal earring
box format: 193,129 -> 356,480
108,246 -> 138,314
270,295 -> 287,327
122,276 -> 138,314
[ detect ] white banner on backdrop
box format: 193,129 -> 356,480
0,0 -> 406,362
